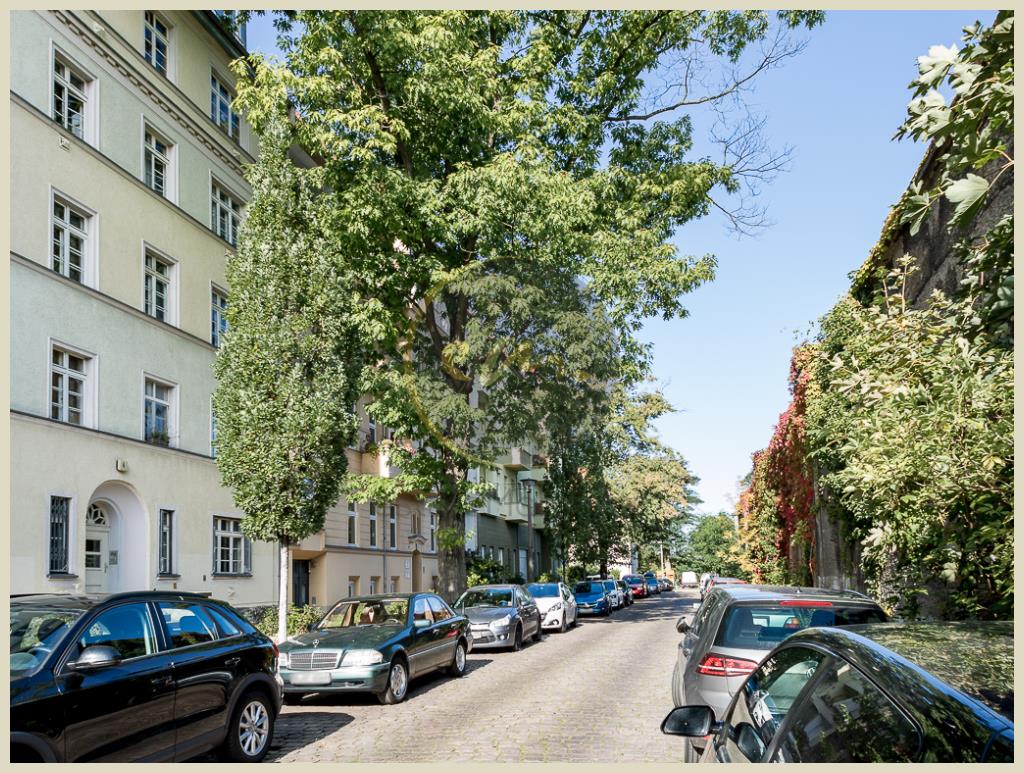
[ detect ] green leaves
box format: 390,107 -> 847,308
944,172 -> 989,227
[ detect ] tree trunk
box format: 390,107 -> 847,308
278,538 -> 290,644
436,489 -> 467,604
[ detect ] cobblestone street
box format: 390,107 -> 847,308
255,590 -> 698,763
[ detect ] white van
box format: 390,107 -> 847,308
679,571 -> 698,587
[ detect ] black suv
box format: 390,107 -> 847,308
10,592 -> 283,762
662,621 -> 1013,763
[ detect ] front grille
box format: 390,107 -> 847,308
289,651 -> 341,671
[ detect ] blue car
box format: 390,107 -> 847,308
644,572 -> 660,595
573,581 -> 611,617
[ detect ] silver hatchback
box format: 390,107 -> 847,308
671,585 -> 887,760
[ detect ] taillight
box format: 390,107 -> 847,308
696,653 -> 758,677
778,600 -> 832,607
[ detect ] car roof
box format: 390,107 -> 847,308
10,591 -> 231,610
466,584 -> 519,590
711,584 -> 876,604
332,593 -> 418,601
786,622 -> 1014,725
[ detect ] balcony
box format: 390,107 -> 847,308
498,446 -> 529,470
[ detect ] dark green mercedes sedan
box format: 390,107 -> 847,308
277,593 -> 471,705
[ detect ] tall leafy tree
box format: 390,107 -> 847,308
232,10 -> 821,599
213,119 -> 366,641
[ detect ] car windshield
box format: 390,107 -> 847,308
716,604 -> 887,651
575,582 -> 603,594
603,580 -> 616,589
456,589 -> 514,608
317,598 -> 408,629
527,583 -> 559,597
10,605 -> 84,677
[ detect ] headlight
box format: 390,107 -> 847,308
491,615 -> 513,628
550,602 -> 562,612
277,652 -> 289,669
341,649 -> 384,667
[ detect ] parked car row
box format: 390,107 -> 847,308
662,583 -> 1014,763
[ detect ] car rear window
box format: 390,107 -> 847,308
716,604 -> 887,651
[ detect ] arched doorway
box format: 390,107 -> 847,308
87,481 -> 147,593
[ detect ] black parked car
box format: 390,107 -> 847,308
662,621 -> 1013,763
10,592 -> 283,762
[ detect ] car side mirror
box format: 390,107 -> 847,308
661,705 -> 719,737
67,645 -> 122,672
676,614 -> 695,634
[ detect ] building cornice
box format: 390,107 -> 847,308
51,10 -> 255,179
11,251 -> 218,353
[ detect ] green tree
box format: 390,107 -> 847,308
232,10 -> 821,599
676,513 -> 746,577
213,120 -> 366,641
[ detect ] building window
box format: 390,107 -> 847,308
367,417 -> 377,445
368,503 -> 378,548
144,127 -> 172,198
498,546 -> 505,566
158,508 -> 174,574
347,501 -> 357,546
369,576 -> 378,595
210,182 -> 241,246
210,72 -> 240,142
213,516 -> 250,574
51,196 -> 89,284
211,286 -> 229,346
388,505 -> 397,550
429,512 -> 437,552
143,12 -> 170,76
52,53 -> 89,140
144,377 -> 174,446
144,250 -> 173,323
210,407 -> 218,457
50,346 -> 89,426
388,576 -> 399,593
49,496 -> 71,574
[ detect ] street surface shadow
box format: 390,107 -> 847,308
186,711 -> 354,761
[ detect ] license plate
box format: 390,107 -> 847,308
290,672 -> 332,686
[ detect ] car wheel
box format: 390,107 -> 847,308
283,693 -> 305,706
671,660 -> 685,707
572,610 -> 578,627
601,606 -> 610,617
447,640 -> 467,677
559,612 -> 567,633
219,690 -> 274,762
532,621 -> 542,642
378,658 -> 409,705
512,624 -> 523,651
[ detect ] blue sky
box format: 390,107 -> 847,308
244,11 -> 994,514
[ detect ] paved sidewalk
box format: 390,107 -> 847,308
251,590 -> 700,763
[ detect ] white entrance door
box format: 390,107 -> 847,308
85,502 -> 112,593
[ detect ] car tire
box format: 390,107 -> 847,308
532,621 -> 542,642
559,612 -> 567,633
378,658 -> 409,705
512,624 -> 523,651
671,660 -> 685,707
447,640 -> 467,677
601,606 -> 610,617
219,689 -> 275,762
283,693 -> 305,706
572,611 -> 578,627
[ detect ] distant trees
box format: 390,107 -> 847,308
674,513 -> 747,577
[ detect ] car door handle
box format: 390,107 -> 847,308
224,656 -> 241,667
150,675 -> 173,688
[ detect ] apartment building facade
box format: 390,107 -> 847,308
8,9 -> 278,605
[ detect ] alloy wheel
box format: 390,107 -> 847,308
390,661 -> 408,699
238,700 -> 270,758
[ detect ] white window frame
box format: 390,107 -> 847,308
143,11 -> 172,79
347,577 -> 358,598
212,516 -> 251,575
142,243 -> 177,325
157,507 -> 176,575
211,283 -> 229,347
210,68 -> 240,142
210,178 -> 242,246
50,45 -> 97,145
367,416 -> 377,445
368,503 -> 378,548
48,340 -> 97,429
346,501 -> 358,546
142,373 -> 178,448
209,397 -> 218,458
388,504 -> 397,550
429,512 -> 437,553
49,190 -> 97,287
141,120 -> 176,201
388,577 -> 398,593
368,577 -> 378,595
